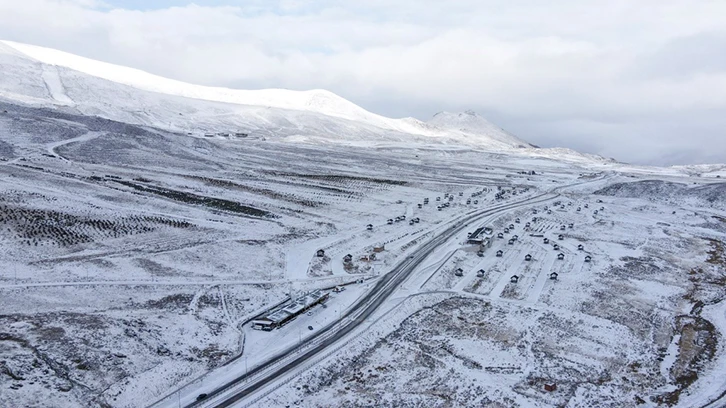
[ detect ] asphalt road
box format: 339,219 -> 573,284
187,191 -> 559,408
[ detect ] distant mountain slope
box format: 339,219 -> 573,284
428,110 -> 531,148
595,180 -> 726,209
0,40 -> 619,166
1,40 -> 529,149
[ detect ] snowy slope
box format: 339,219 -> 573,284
428,110 -> 532,148
1,40 -> 516,146
0,40 -> 621,166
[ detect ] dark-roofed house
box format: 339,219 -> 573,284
343,254 -> 353,263
366,224 -> 373,231
558,234 -> 564,240
496,250 -> 503,257
577,244 -> 584,251
550,272 -> 559,280
544,238 -> 550,244
454,268 -> 464,277
585,255 -> 592,262
316,249 -> 325,257
477,269 -> 486,278
557,253 -> 565,260
525,254 -> 532,261
510,275 -> 519,283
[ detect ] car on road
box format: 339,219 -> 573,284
308,325 -> 314,330
196,393 -> 208,401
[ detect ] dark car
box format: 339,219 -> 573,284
196,393 -> 208,401
308,325 -> 314,330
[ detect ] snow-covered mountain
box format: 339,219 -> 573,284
428,110 -> 531,148
0,40 -> 520,149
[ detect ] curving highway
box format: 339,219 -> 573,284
176,191 -> 559,408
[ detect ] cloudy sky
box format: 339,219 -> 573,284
1,0 -> 725,165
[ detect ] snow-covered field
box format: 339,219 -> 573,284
1,41 -> 725,408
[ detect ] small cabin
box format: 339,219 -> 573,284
512,235 -> 519,241
477,250 -> 484,257
544,238 -> 550,244
343,254 -> 353,263
497,232 -> 504,239
366,224 -> 373,231
577,207 -> 581,212
553,244 -> 560,251
524,254 -> 532,261
558,234 -> 564,240
474,200 -> 478,204
409,220 -> 415,225
436,197 -> 441,201
510,275 -> 519,283
594,210 -> 599,215
557,253 -> 565,260
417,203 -> 423,209
577,244 -> 584,251
560,225 -> 566,231
316,249 -> 325,257
504,228 -> 510,234
454,268 -> 464,277
584,204 -> 589,208
549,272 -> 559,280
496,250 -> 503,257
509,224 -> 515,230
568,223 -> 574,229
373,244 -> 385,253
585,255 -> 592,262
466,199 -> 471,204
544,382 -> 557,392
476,269 -> 486,278
515,218 -> 520,223
414,217 -> 420,223
387,219 -> 394,224
525,222 -> 531,228
508,239 -> 515,245
547,210 -> 552,214
600,207 -> 605,211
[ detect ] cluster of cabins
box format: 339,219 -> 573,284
251,289 -> 329,331
203,131 -> 249,138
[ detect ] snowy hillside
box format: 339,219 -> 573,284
595,180 -> 726,209
428,110 -> 532,148
0,40 -> 521,150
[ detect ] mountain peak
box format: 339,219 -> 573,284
428,110 -> 531,148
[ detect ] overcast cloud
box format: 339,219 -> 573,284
1,0 -> 725,165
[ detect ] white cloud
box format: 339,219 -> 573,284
0,0 -> 725,165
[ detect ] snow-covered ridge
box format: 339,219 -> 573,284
0,40 -> 450,139
0,40 -> 535,150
